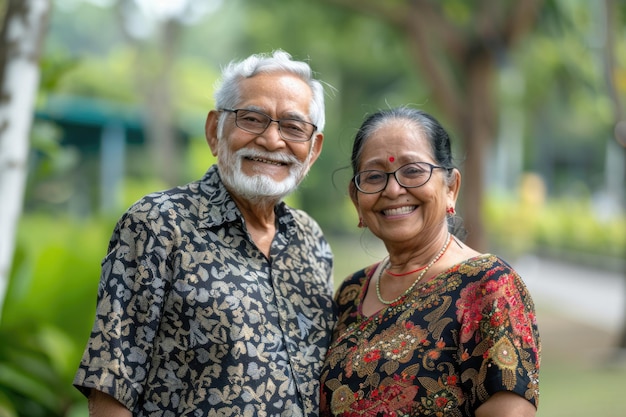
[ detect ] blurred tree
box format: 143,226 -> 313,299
320,0 -> 544,251
111,0 -> 183,186
37,0 -> 621,234
601,0 -> 626,351
0,0 -> 51,320
107,0 -> 221,186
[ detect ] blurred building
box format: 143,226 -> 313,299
33,95 -> 190,216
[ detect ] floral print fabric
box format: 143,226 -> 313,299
320,254 -> 540,416
74,166 -> 336,417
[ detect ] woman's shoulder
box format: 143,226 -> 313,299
454,253 -> 530,296
457,253 -> 518,276
334,263 -> 379,306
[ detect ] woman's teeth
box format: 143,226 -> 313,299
383,206 -> 416,216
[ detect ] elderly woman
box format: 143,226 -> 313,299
320,107 -> 540,417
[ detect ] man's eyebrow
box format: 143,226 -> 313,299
239,105 -> 263,112
281,111 -> 309,121
239,106 -> 310,122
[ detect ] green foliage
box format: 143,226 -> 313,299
0,325 -> 75,416
174,56 -> 221,119
54,48 -> 139,103
534,199 -> 626,256
485,183 -> 626,261
537,360 -> 626,417
25,120 -> 82,211
38,50 -> 80,94
0,215 -> 112,417
183,135 -> 216,181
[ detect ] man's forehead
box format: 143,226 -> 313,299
236,73 -> 312,117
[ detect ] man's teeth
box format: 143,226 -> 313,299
384,206 -> 416,216
250,157 -> 284,166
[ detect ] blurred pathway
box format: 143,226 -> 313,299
513,255 -> 625,334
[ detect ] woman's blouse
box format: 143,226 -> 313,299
320,254 -> 540,417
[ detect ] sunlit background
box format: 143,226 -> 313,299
1,0 -> 625,416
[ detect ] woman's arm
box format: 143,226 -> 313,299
88,390 -> 132,417
475,391 -> 536,417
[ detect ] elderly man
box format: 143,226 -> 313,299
74,50 -> 335,417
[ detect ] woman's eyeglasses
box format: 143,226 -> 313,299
353,162 -> 448,194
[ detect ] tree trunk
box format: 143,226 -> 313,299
0,0 -> 51,320
113,1 -> 182,187
140,18 -> 181,186
601,0 -> 626,352
460,51 -> 497,251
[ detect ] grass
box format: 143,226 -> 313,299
534,305 -> 626,417
538,362 -> 626,417
328,233 -> 387,285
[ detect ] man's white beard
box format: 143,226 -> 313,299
218,142 -> 313,205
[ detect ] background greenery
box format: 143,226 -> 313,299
1,0 -> 626,416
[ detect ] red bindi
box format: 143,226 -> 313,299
389,156 -> 395,162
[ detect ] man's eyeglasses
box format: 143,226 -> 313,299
353,162 -> 449,194
222,108 -> 317,142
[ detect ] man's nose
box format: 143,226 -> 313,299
257,121 -> 286,148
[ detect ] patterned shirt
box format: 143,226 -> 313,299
320,254 -> 540,417
74,165 -> 336,417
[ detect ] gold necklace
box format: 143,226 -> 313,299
375,233 -> 451,305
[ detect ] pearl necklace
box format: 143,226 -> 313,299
375,233 -> 451,305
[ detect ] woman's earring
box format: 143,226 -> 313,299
446,207 -> 456,216
358,217 -> 366,228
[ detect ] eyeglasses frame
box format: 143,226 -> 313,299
221,108 -> 317,142
353,161 -> 450,194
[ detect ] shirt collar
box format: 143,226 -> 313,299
196,165 -> 293,232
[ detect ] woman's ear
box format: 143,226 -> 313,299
349,181 -> 363,223
349,181 -> 359,207
447,168 -> 461,205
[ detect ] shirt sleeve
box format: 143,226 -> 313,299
73,206 -> 172,411
455,257 -> 541,412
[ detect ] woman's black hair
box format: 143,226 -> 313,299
351,106 -> 455,175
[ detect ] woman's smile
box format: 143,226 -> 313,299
381,205 -> 417,217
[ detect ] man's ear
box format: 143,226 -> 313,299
306,132 -> 324,167
205,110 -> 220,157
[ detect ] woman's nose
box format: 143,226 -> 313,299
381,173 -> 406,196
